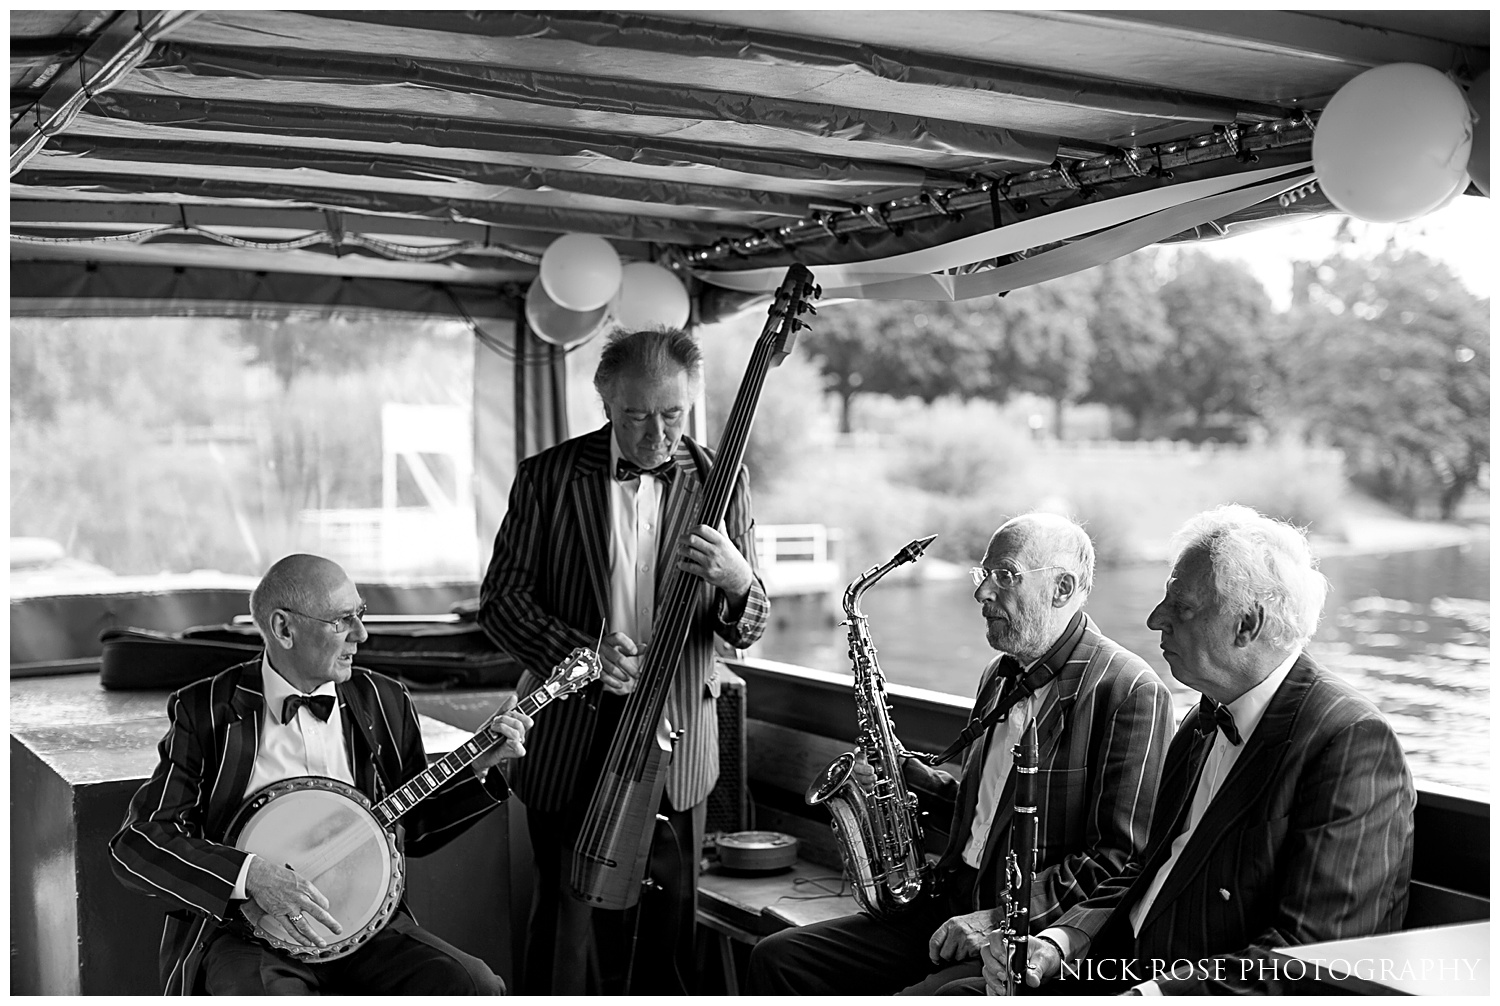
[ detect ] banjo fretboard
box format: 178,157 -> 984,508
372,678 -> 568,827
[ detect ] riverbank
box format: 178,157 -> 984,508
1310,492 -> 1489,558
904,492 -> 1489,581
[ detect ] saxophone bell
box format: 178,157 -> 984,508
806,536 -> 938,920
806,752 -> 857,805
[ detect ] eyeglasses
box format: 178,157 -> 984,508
282,603 -> 367,633
968,565 -> 1062,591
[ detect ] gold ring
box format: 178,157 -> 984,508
288,912 -> 304,923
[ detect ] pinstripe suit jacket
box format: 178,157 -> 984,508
1056,653 -> 1416,994
109,659 -> 510,994
477,424 -> 769,814
907,614 -> 1174,929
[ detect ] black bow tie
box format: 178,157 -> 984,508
615,458 -> 674,482
282,693 -> 335,723
921,655 -> 1029,766
1197,697 -> 1242,746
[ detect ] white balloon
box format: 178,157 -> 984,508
524,277 -> 609,348
539,233 -> 622,312
1313,63 -> 1473,223
1432,171 -> 1471,213
615,261 -> 691,330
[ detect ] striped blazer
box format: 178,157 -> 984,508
477,424 -> 769,814
1057,653 -> 1416,994
907,614 -> 1174,929
109,659 -> 510,995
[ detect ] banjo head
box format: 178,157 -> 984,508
229,776 -> 404,962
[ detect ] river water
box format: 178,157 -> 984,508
755,536 -> 1491,795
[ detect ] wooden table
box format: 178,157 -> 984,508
698,858 -> 858,993
1272,921 -> 1489,995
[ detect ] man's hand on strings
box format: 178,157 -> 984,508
244,857 -> 341,948
599,631 -> 645,696
474,694 -> 533,775
677,524 -> 753,600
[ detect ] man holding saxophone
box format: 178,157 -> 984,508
747,512 -> 1174,995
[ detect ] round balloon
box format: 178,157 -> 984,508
1431,171 -> 1471,213
615,261 -> 691,330
1313,63 -> 1473,223
539,233 -> 622,312
1468,71 -> 1489,197
525,277 -> 609,348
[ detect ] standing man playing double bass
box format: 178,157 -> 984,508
479,326 -> 770,994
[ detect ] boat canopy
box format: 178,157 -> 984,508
10,10 -> 1490,322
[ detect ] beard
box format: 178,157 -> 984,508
985,611 -> 1055,664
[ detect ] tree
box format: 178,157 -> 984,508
1158,252 -> 1275,435
799,299 -> 996,432
1285,249 -> 1489,518
1083,252 -> 1174,437
231,315 -> 413,389
990,272 -> 1097,437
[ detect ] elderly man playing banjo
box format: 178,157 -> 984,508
110,554 -> 534,994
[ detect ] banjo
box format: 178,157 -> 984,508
225,646 -> 601,962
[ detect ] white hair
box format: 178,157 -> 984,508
1171,504 -> 1329,650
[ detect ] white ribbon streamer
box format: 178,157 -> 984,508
815,171 -> 1313,302
695,161 -> 1313,295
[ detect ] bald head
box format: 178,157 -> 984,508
250,553 -> 367,692
250,553 -> 349,633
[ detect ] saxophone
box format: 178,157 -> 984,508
806,534 -> 936,919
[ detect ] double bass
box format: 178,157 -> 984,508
569,264 -> 819,910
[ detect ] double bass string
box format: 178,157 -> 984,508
633,309 -> 781,773
602,297 -> 787,783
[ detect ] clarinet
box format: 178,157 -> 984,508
989,718 -> 1039,996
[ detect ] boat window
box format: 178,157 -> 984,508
10,315 -> 479,594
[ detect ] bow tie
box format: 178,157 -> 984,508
1197,696 -> 1242,746
980,655 -> 1026,711
921,655 -> 1029,766
282,693 -> 335,723
615,458 -> 674,482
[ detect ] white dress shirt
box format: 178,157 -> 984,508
232,655 -> 356,898
1040,650 -> 1300,992
961,666 -> 1054,870
607,434 -> 672,749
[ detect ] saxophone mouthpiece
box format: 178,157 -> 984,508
899,534 -> 938,564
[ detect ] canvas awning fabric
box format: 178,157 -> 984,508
9,10 -> 1489,321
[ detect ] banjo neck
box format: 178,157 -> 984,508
371,680 -> 564,829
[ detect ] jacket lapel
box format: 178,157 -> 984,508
1032,615 -> 1096,763
655,445 -> 703,597
569,426 -> 614,621
1137,660 -> 1311,930
338,676 -> 390,800
206,660 -> 263,837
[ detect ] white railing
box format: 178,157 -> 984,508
753,524 -> 842,598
